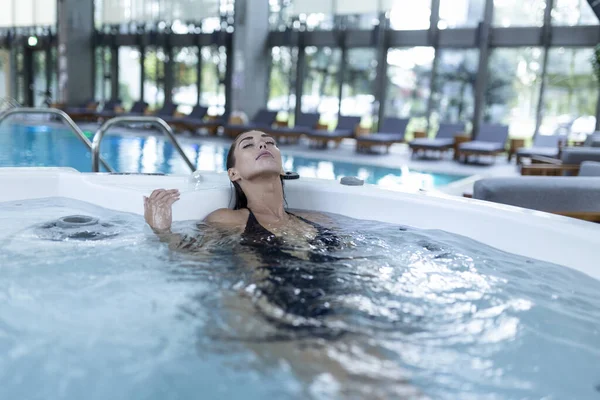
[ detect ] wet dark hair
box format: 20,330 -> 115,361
227,135 -> 285,210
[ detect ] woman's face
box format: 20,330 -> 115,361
228,130 -> 283,182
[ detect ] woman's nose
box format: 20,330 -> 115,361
259,143 -> 265,149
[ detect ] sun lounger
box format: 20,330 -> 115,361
515,134 -> 565,165
355,117 -> 409,153
306,115 -> 362,148
267,112 -> 321,143
409,122 -> 466,158
223,109 -> 279,138
457,124 -> 509,164
161,105 -> 209,133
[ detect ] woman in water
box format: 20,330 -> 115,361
143,130 -> 416,398
144,129 -> 340,255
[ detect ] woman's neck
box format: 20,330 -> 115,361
242,175 -> 286,220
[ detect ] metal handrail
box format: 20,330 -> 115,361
0,107 -> 114,172
91,116 -> 196,173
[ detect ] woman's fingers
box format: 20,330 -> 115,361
149,189 -> 166,200
166,196 -> 180,206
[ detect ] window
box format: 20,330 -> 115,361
539,48 -> 597,139
388,0 -> 432,30
431,49 -> 479,128
118,47 -> 141,110
385,47 -> 434,132
172,47 -> 199,114
439,0 -> 485,29
95,47 -> 111,104
341,48 -> 377,121
485,47 -> 543,138
552,0 -> 599,26
200,46 -> 227,116
492,0 -> 545,27
302,46 -> 342,125
143,47 -> 166,110
268,47 -> 297,113
0,51 -> 9,99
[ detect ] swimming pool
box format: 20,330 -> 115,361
0,123 -> 465,190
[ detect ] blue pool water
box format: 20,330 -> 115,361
1,198 -> 599,399
0,123 -> 465,190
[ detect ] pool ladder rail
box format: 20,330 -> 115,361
0,107 -> 114,172
0,107 -> 196,174
91,115 -> 196,173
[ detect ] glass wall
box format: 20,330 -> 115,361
95,0 -> 222,27
439,0 -> 485,29
485,47 -> 543,138
143,47 -> 166,109
385,47 -> 434,132
200,46 -> 227,116
0,0 -> 57,28
0,51 -> 9,99
118,46 -> 141,110
388,0 -> 432,30
539,47 -> 597,139
95,47 -> 111,104
32,51 -> 47,107
268,46 -> 297,114
431,49 -> 479,129
172,47 -> 199,114
302,46 -> 342,124
552,0 -> 599,26
341,48 -> 377,120
492,0 -> 545,27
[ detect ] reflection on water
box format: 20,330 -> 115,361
0,124 -> 464,190
0,198 -> 599,400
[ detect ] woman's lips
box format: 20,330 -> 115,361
256,151 -> 273,160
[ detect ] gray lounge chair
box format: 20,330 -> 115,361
409,122 -> 466,158
306,116 -> 362,149
355,117 -> 409,153
154,103 -> 178,118
65,99 -> 100,121
473,163 -> 600,222
224,109 -> 279,138
515,134 -> 566,165
579,161 -> 600,176
457,124 -> 509,164
161,105 -> 208,125
268,112 -> 321,143
123,101 -> 149,116
584,132 -> 600,147
160,105 -> 210,135
96,99 -> 123,117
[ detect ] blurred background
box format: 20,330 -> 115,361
0,0 -> 599,139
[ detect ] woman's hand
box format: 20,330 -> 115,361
144,189 -> 180,233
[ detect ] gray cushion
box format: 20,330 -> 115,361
533,134 -> 563,147
409,138 -> 454,148
459,141 -> 505,152
560,147 -> 600,165
516,146 -> 559,158
584,133 -> 600,147
357,133 -> 405,143
579,161 -> 600,177
308,129 -> 353,139
473,177 -> 600,212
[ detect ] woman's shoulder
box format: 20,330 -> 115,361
204,208 -> 249,227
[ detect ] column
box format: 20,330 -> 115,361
57,0 -> 94,106
230,0 -> 270,119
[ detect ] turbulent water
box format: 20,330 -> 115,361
0,198 -> 599,400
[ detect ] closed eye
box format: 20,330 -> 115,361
243,143 -> 254,149
266,141 -> 276,146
